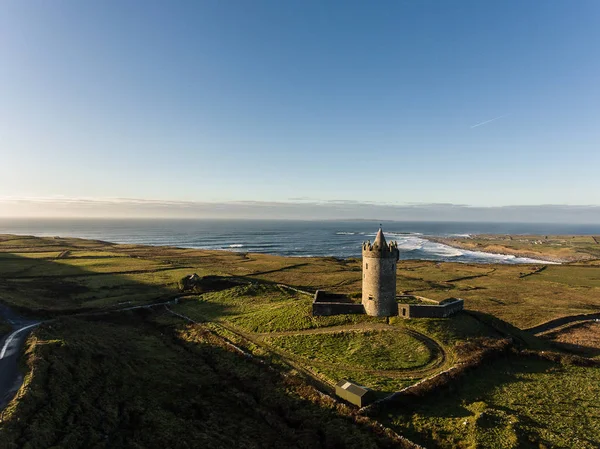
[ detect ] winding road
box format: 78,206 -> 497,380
0,298 -> 181,413
0,303 -> 40,411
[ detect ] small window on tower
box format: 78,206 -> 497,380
368,296 -> 373,301
366,263 -> 368,269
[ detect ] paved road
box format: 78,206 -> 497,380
0,303 -> 40,410
0,297 -> 184,412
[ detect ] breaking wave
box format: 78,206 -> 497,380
0,218 -> 570,264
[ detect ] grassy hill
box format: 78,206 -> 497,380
0,234 -> 599,448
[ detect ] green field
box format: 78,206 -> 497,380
267,330 -> 432,371
2,234 -> 600,329
174,283 -> 378,333
384,355 -> 600,449
0,234 -> 599,448
0,314 -> 410,449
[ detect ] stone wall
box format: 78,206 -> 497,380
312,302 -> 365,316
398,298 -> 464,319
312,290 -> 365,316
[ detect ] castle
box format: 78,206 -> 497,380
361,228 -> 399,316
311,227 -> 463,318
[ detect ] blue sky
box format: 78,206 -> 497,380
1,1 -> 599,217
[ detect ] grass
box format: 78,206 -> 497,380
1,234 -> 600,448
397,313 -> 501,346
2,233 -> 600,328
0,313 -> 411,449
171,284 -> 437,392
383,355 -> 600,449
397,261 -> 600,328
542,321 -> 600,359
427,234 -> 600,262
174,283 -> 381,333
266,330 -> 432,370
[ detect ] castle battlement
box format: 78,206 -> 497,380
362,228 -> 399,260
362,240 -> 399,258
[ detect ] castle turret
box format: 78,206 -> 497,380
362,228 -> 399,317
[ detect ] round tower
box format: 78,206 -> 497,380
362,228 -> 399,317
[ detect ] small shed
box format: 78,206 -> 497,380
335,379 -> 375,407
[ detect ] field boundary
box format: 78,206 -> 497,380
525,312 -> 600,335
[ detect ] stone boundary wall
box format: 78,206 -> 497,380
398,298 -> 464,319
397,294 -> 440,304
312,290 -> 366,316
359,338 -> 512,416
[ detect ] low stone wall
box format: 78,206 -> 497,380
313,302 -> 366,316
398,298 -> 464,319
312,290 -> 365,316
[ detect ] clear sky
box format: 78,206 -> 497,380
1,1 -> 599,218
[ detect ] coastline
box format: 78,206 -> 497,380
422,236 -> 595,264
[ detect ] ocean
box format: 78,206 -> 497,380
1,219 -> 599,264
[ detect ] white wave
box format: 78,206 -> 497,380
229,244 -> 244,248
396,237 -> 424,251
336,232 -> 356,235
426,247 -> 464,257
457,247 -> 558,264
449,233 -> 471,238
366,232 -> 423,238
386,232 -> 423,237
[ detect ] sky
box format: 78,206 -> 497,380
1,1 -> 599,220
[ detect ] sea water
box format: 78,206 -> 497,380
1,218 -> 598,264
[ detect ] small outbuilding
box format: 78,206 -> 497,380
335,379 -> 376,407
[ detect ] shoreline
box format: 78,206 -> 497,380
0,232 -> 557,265
421,236 -> 590,264
4,231 -> 599,265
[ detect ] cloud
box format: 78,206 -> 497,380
471,113 -> 510,128
1,197 -> 599,223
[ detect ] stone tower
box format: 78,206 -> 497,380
362,228 -> 399,317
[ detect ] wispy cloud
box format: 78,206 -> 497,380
1,197 -> 599,223
471,113 -> 510,129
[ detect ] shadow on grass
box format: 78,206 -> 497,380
464,310 -> 548,348
0,311 -> 411,449
0,252 -> 186,318
247,263 -> 310,277
380,356 -> 558,449
0,250 -> 415,447
547,340 -> 600,358
415,356 -> 554,418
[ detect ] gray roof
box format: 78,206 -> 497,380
373,228 -> 386,248
336,379 -> 371,397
